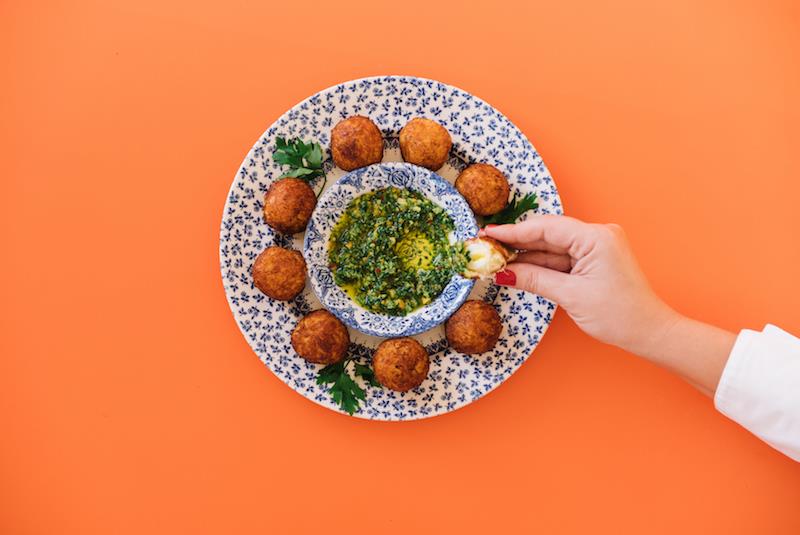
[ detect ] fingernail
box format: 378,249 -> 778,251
494,269 -> 516,286
479,224 -> 496,237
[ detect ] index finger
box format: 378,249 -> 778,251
481,215 -> 589,251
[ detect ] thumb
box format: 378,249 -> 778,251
494,262 -> 569,303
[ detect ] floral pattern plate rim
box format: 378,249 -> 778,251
219,75 -> 562,420
304,162 -> 478,338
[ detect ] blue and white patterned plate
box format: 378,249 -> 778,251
220,75 -> 562,420
304,162 -> 478,338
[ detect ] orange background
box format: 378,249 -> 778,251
2,1 -> 800,533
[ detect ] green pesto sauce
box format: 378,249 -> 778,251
328,187 -> 468,316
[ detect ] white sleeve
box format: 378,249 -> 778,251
715,324 -> 800,461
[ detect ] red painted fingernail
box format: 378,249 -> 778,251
494,269 -> 516,286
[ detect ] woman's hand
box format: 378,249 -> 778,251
483,215 -> 676,355
482,216 -> 735,394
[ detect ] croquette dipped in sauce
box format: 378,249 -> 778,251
462,237 -> 517,280
330,116 -> 384,171
445,300 -> 503,355
455,163 -> 511,216
263,178 -> 316,235
291,310 -> 350,365
372,337 -> 430,392
252,246 -> 306,301
399,117 -> 452,171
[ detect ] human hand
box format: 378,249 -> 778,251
482,215 -> 679,356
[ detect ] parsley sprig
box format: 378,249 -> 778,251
272,137 -> 325,182
483,192 -> 539,226
316,358 -> 380,415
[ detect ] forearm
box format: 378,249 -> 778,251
629,309 -> 737,396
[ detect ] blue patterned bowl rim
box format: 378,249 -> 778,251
303,162 -> 478,337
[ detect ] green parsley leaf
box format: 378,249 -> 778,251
272,136 -> 325,182
316,359 -> 381,415
331,371 -> 365,415
354,363 -> 381,387
483,192 -> 539,226
273,151 -> 302,167
316,361 -> 345,385
305,143 -> 323,168
281,167 -> 317,179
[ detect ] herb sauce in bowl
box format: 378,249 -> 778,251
328,187 -> 468,316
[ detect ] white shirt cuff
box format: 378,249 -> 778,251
715,324 -> 800,461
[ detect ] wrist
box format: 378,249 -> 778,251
626,308 -> 737,394
620,300 -> 684,361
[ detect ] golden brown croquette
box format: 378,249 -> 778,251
455,163 -> 510,216
330,116 -> 384,171
372,337 -> 430,392
291,310 -> 350,365
251,246 -> 307,301
462,237 -> 517,280
399,117 -> 452,171
263,178 -> 316,235
445,300 -> 502,354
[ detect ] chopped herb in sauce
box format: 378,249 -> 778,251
328,187 -> 468,316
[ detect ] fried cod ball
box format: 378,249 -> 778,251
455,163 -> 510,216
399,117 -> 452,171
372,337 -> 430,392
462,237 -> 517,280
291,310 -> 350,365
445,300 -> 502,355
330,116 -> 384,171
263,178 -> 316,235
251,246 -> 307,301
